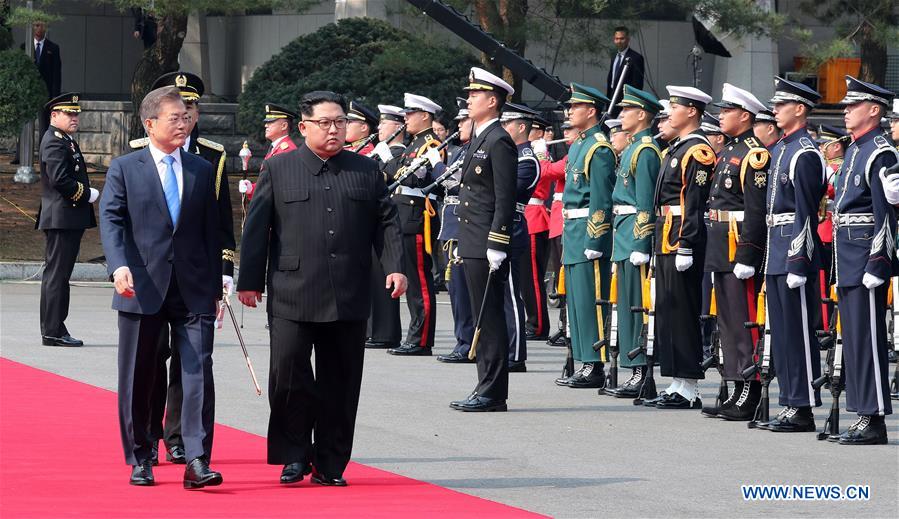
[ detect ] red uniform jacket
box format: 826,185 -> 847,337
247,136 -> 298,199
541,156 -> 567,239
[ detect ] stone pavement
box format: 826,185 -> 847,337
1,282 -> 896,518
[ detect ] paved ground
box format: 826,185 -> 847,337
1,282 -> 897,518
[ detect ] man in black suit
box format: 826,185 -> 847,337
449,67 -> 518,412
606,26 -> 645,115
100,86 -> 223,489
37,93 -> 97,347
15,20 -> 62,164
237,91 -> 407,486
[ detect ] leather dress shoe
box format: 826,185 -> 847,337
547,333 -> 567,347
566,363 -> 606,389
280,462 -> 312,484
365,339 -> 397,349
837,415 -> 888,445
766,406 -> 816,432
555,365 -> 586,387
166,445 -> 186,464
150,444 -> 159,466
42,334 -> 83,347
718,382 -> 760,421
608,367 -> 644,398
130,459 -> 154,486
386,342 -> 432,356
311,469 -> 347,487
184,457 -> 223,489
436,351 -> 474,363
655,392 -> 702,409
642,391 -> 669,407
450,393 -> 507,412
526,331 -> 548,341
508,361 -> 527,373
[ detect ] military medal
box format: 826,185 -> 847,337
854,175 -> 861,187
475,165 -> 482,175
670,157 -> 678,168
724,177 -> 733,189
780,173 -> 788,184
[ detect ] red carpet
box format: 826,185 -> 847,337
0,358 -> 544,518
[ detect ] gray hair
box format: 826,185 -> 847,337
140,86 -> 185,130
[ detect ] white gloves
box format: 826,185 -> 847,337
486,248 -> 506,270
879,166 -> 899,206
238,179 -> 252,194
733,263 -> 755,280
532,139 -> 548,158
786,273 -> 806,289
675,254 -> 693,272
88,188 -> 100,203
584,249 -> 603,260
629,251 -> 650,266
222,275 -> 234,296
863,273 -> 885,290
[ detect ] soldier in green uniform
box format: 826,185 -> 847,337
554,83 -> 617,389
604,86 -> 663,398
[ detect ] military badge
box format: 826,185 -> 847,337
72,95 -> 79,103
754,171 -> 767,188
475,165 -> 482,175
279,142 -> 288,150
780,173 -> 788,185
695,170 -> 708,186
854,175 -> 861,187
54,131 -> 63,139
176,74 -> 188,87
591,210 -> 606,224
670,157 -> 678,169
724,177 -> 733,189
636,211 -> 649,224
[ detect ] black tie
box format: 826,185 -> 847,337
35,41 -> 41,65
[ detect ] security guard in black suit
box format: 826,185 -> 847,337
131,72 -> 235,463
450,67 -> 518,412
833,76 -> 898,445
37,93 -> 97,347
385,93 -> 444,356
761,76 -> 826,433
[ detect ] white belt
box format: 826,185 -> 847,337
658,205 -> 682,216
528,197 -> 546,206
563,208 -> 589,219
613,204 -> 637,215
444,195 -> 460,205
516,202 -> 526,213
709,209 -> 745,222
552,193 -> 563,202
834,213 -> 874,227
394,186 -> 437,200
766,212 -> 795,227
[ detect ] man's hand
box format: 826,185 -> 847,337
786,273 -> 807,289
113,267 -> 135,298
222,275 -> 234,296
675,253 -> 693,272
132,30 -> 141,39
238,179 -> 252,194
629,251 -> 650,266
238,290 -> 262,307
487,248 -> 507,271
89,188 -> 100,204
863,272 -> 885,290
733,263 -> 755,280
584,249 -> 602,260
386,273 -> 408,298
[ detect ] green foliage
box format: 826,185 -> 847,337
0,49 -> 48,138
6,6 -> 62,26
103,0 -> 319,17
0,26 -> 11,51
237,17 -> 477,142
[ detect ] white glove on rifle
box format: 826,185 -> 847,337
486,248 -> 506,271
222,275 -> 234,296
584,249 -> 602,260
629,251 -> 650,266
675,254 -> 693,272
863,272 -> 885,290
733,263 -> 755,280
786,273 -> 806,289
238,179 -> 252,194
879,165 -> 899,206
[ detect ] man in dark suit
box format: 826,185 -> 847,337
606,26 -> 645,115
237,91 -> 406,486
37,93 -> 97,347
100,86 -> 223,489
450,67 -> 518,412
15,20 -> 62,165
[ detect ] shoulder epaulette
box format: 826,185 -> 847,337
874,135 -> 891,149
583,137 -> 614,180
744,136 -> 760,148
129,137 -> 149,149
799,137 -> 815,150
746,148 -> 770,170
687,144 -> 716,167
522,147 -> 534,157
629,140 -> 662,173
54,130 -> 65,140
641,136 -> 652,143
594,133 -> 607,142
197,137 -> 225,152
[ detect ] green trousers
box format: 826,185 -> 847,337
614,260 -> 647,367
564,260 -> 610,363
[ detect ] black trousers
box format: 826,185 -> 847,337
505,250 -> 527,363
655,254 -> 704,380
446,242 -> 474,356
837,284 -> 892,416
40,229 -> 83,337
714,272 -> 761,380
367,249 -> 401,344
149,327 -> 183,448
267,318 -> 366,478
463,257 -> 510,400
117,276 -> 215,465
520,231 -> 550,337
402,233 -> 436,347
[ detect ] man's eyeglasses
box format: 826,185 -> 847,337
303,117 -> 348,130
152,115 -> 192,125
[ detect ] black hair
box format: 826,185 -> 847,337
299,91 -> 347,117
614,26 -> 629,36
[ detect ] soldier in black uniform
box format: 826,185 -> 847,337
37,93 -> 97,347
833,77 -> 898,444
385,93 -> 444,356
701,84 -> 771,419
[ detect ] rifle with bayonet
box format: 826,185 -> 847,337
812,289 -> 843,441
742,284 -> 773,429
367,123 -> 408,159
700,285 -> 727,412
595,264 -> 619,394
352,133 -> 378,153
628,262 -> 657,405
387,130 -> 459,191
422,155 -> 465,196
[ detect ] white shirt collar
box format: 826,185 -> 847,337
475,118 -> 499,138
148,142 -> 182,167
271,135 -> 288,148
34,37 -> 45,46
181,135 -> 192,153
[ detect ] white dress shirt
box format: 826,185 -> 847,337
270,135 -> 289,150
475,117 -> 499,138
148,143 -> 184,199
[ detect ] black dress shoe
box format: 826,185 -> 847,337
150,444 -> 159,466
451,394 -> 507,412
311,470 -> 347,487
130,460 -> 154,486
280,462 -> 312,484
655,393 -> 702,409
436,351 -> 474,363
386,342 -> 432,356
508,361 -> 527,373
365,339 -> 398,349
450,392 -> 478,409
642,391 -> 669,407
166,445 -> 186,464
555,365 -> 586,387
766,406 -> 816,433
525,331 -> 549,341
41,334 -> 83,347
718,382 -> 760,421
837,415 -> 888,445
184,457 -> 223,489
608,367 -> 644,398
566,363 -> 606,389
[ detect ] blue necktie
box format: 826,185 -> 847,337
162,155 -> 180,226
35,41 -> 41,64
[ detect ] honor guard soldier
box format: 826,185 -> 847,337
753,109 -> 781,149
134,72 -> 235,463
345,100 -> 378,155
815,124 -> 848,331
701,112 -> 725,155
650,86 -> 716,409
541,124 -> 572,346
554,83 -> 617,389
888,99 -> 899,142
605,118 -> 630,155
499,102 -> 542,372
385,93 -> 444,356
761,76 -> 826,432
37,93 -> 98,347
701,84 -> 770,419
832,76 -> 898,444
449,67 -> 517,411
436,104 -> 477,363
604,86 -> 663,398
365,104 -> 407,350
239,103 -> 299,199
655,100 -> 677,147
